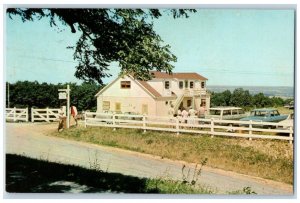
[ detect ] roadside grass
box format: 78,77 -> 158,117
6,154 -> 213,194
277,107 -> 293,115
51,126 -> 293,184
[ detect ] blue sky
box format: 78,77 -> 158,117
6,9 -> 295,86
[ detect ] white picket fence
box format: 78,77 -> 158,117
31,108 -> 61,122
6,107 -> 29,122
85,112 -> 294,143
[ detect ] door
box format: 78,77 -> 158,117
187,99 -> 192,108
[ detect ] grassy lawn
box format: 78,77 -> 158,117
50,126 -> 293,185
6,154 -> 213,194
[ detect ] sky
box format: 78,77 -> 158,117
5,9 -> 295,86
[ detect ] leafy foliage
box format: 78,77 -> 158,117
7,8 -> 196,84
7,81 -> 101,111
211,88 -> 287,109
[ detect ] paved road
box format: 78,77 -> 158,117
5,122 -> 293,195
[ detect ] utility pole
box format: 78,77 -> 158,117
66,85 -> 70,129
7,82 -> 10,108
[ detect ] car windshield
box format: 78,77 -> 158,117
251,111 -> 269,117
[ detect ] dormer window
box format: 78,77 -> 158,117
201,81 -> 205,88
121,81 -> 131,89
190,81 -> 194,88
165,81 -> 170,89
179,81 -> 183,89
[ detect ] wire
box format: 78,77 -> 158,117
15,55 -> 77,64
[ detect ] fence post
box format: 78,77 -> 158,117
210,118 -> 214,138
84,111 -> 87,128
26,107 -> 29,122
176,116 -> 179,135
289,126 -> 293,144
249,120 -> 252,141
13,107 -> 16,122
143,114 -> 146,133
31,108 -> 34,122
113,113 -> 116,131
46,107 -> 49,122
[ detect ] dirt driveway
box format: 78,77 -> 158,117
5,122 -> 293,195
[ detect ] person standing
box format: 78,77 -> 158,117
176,108 -> 183,123
188,107 -> 197,125
168,104 -> 175,117
181,108 -> 189,124
198,106 -> 205,118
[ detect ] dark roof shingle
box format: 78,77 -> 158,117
137,80 -> 162,98
150,71 -> 208,80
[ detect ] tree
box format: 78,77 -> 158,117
252,93 -> 269,108
8,81 -> 101,111
7,8 -> 196,84
222,90 -> 232,106
230,88 -> 252,107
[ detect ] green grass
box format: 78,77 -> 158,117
6,154 -> 213,194
50,126 -> 293,184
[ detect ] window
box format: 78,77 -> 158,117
121,81 -> 131,89
200,99 -> 206,107
201,82 -> 205,88
179,81 -> 184,89
165,81 -> 170,89
115,103 -> 121,112
251,111 -> 267,117
190,81 -> 194,88
238,109 -> 245,114
232,110 -> 238,115
185,80 -> 188,88
102,101 -> 110,111
210,110 -> 221,115
223,110 -> 231,115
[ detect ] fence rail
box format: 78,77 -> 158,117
85,112 -> 294,144
6,107 -> 28,122
31,108 -> 61,122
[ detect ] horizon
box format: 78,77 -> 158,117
5,80 -> 294,88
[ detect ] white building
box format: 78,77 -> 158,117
95,71 -> 210,116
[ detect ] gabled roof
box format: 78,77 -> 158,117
95,75 -> 162,99
136,80 -> 162,98
150,71 -> 208,80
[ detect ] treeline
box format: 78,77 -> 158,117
6,81 -> 102,111
210,88 -> 292,109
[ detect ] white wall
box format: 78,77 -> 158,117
97,96 -> 156,115
148,79 -> 207,97
97,76 -> 157,115
101,76 -> 151,98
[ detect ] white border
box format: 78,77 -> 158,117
1,1 -> 298,202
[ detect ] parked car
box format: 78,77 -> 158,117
205,107 -> 247,120
239,109 -> 288,123
277,113 -> 294,130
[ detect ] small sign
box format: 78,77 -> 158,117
59,92 -> 67,99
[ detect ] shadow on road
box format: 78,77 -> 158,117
6,154 -> 160,193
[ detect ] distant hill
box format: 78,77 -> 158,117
207,86 -> 294,98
